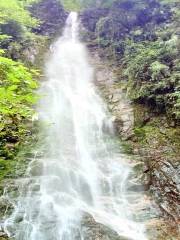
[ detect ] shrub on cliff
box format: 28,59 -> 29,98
81,0 -> 179,124
0,0 -> 38,41
0,52 -> 39,159
123,33 -> 179,123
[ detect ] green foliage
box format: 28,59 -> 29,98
61,0 -> 116,10
0,158 -> 17,180
61,0 -> 81,11
0,55 -> 39,159
167,89 -> 180,119
0,0 -> 47,164
0,0 -> 38,27
0,0 -> 40,52
123,30 -> 180,121
83,0 -> 179,124
150,61 -> 170,81
134,127 -> 146,140
123,40 -> 172,82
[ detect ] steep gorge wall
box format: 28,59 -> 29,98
0,0 -> 179,238
80,0 -> 180,228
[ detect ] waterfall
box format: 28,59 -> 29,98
4,12 -> 147,240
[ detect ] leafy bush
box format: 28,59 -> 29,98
123,34 -> 180,122
0,0 -> 39,54
0,54 -> 39,159
0,0 -> 38,27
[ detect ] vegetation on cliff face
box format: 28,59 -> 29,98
81,0 -> 180,125
123,3 -> 180,123
60,0 -> 116,10
0,53 -> 39,159
0,0 -> 38,56
124,36 -> 179,123
0,0 -> 41,180
31,0 -> 67,36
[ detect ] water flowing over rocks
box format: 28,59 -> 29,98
2,12 -> 148,240
81,214 -> 130,240
92,53 -> 134,140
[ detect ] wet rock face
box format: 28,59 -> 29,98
108,90 -> 134,140
0,234 -> 8,240
81,214 -> 129,240
0,202 -> 13,238
133,105 -> 180,222
92,54 -> 134,140
91,52 -> 180,237
0,228 -> 8,240
30,0 -> 68,36
151,158 -> 180,222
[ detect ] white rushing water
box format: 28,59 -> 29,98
4,12 -> 147,240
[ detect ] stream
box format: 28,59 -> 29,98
4,12 -> 147,240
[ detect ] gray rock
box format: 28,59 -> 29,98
81,213 -> 130,240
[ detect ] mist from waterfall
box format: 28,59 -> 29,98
4,12 -> 147,240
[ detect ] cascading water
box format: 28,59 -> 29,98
4,12 -> 147,240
